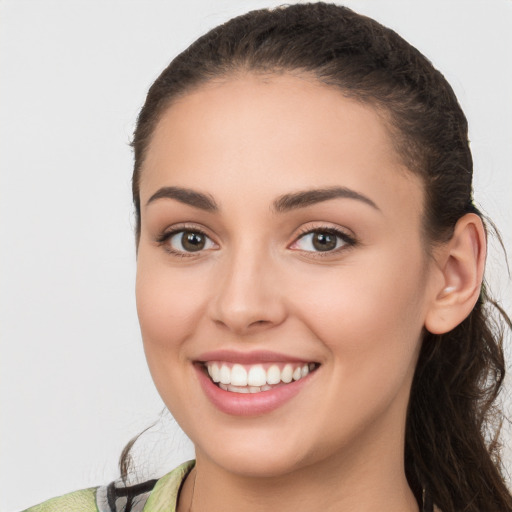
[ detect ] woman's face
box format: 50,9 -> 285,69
136,74 -> 438,477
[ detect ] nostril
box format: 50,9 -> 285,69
248,319 -> 271,329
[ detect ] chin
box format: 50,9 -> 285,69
204,445 -> 312,478
192,422 -> 331,479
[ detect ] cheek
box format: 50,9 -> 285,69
281,252 -> 427,450
135,253 -> 210,419
135,252 -> 207,358
291,249 -> 427,376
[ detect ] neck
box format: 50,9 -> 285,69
178,425 -> 419,512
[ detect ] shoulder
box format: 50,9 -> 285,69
142,459 -> 195,510
21,487 -> 97,512
20,461 -> 195,512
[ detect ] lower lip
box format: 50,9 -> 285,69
195,364 -> 315,416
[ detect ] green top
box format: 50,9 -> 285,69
22,460 -> 195,512
22,459 -> 440,512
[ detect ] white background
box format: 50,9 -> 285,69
1,1 -> 511,510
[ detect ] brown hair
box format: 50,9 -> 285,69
126,4 -> 512,510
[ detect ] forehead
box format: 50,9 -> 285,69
140,73 -> 423,221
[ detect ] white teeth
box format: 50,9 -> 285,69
219,365 -> 231,385
266,365 -> 281,385
208,363 -> 221,382
231,364 -> 248,386
292,366 -> 302,381
281,364 -> 293,383
206,361 -> 317,392
247,365 -> 267,387
228,385 -> 249,393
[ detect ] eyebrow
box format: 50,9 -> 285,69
146,186 -> 219,211
273,186 -> 380,213
145,185 -> 379,214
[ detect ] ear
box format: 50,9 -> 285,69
424,213 -> 486,335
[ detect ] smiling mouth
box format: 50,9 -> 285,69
201,361 -> 320,394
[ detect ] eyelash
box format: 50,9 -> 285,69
292,225 -> 357,257
156,224 -> 214,258
156,224 -> 357,258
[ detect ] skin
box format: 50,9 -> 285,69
135,74 -> 484,512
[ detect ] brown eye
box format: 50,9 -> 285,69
311,232 -> 337,251
167,230 -> 215,253
290,229 -> 353,253
181,231 -> 206,251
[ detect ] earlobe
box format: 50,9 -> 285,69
424,213 -> 486,335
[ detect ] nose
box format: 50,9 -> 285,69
208,245 -> 287,336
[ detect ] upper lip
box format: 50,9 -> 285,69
195,350 -> 316,365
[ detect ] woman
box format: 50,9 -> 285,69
22,3 -> 511,511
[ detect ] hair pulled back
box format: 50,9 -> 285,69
128,4 -> 512,510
